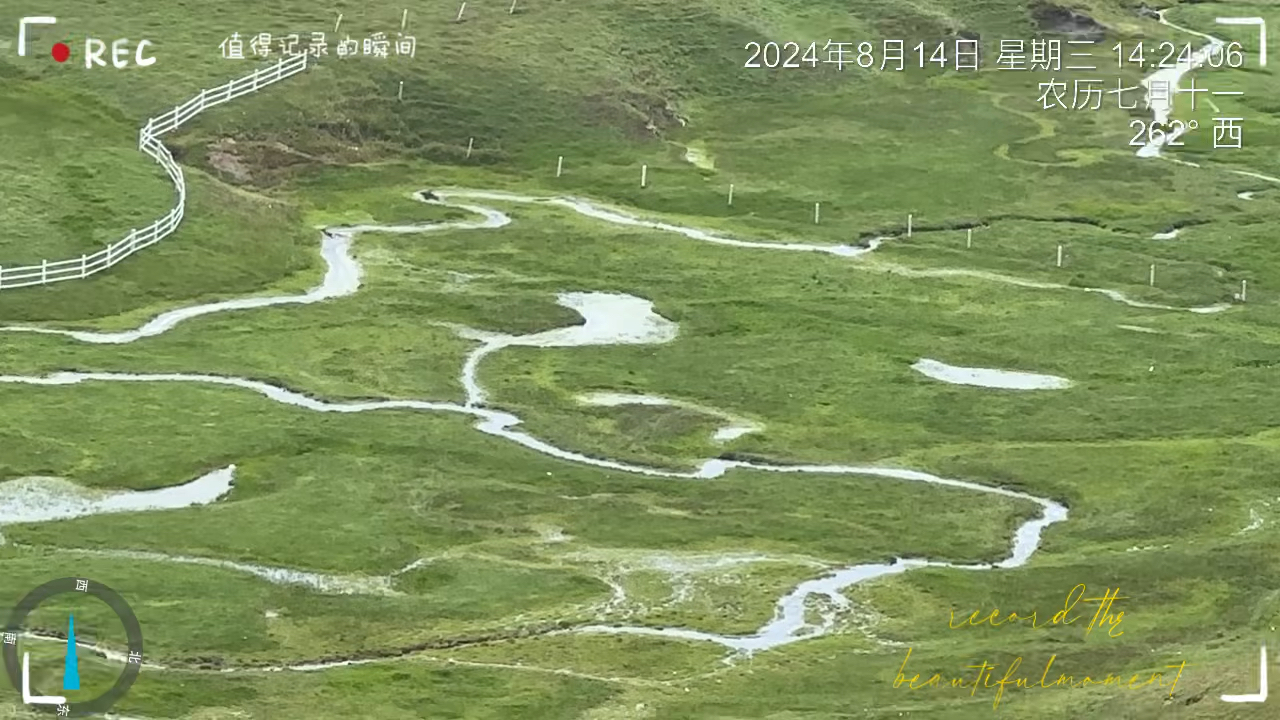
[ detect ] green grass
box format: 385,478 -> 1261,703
0,651 -> 623,719
0,82 -> 172,265
4,0 -> 1280,718
1170,2 -> 1280,166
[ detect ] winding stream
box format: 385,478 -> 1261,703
426,192 -> 1229,313
1,11 -> 1265,666
0,189 -> 1071,659
1137,12 -> 1224,158
1231,169 -> 1279,201
1136,12 -> 1280,212
0,188 -> 1230,352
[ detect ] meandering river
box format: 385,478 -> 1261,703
0,188 -> 1072,659
0,12 -> 1259,666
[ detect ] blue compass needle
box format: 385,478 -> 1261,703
63,614 -> 79,691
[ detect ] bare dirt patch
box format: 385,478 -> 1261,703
1032,2 -> 1108,40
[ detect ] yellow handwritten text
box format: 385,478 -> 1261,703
893,647 -> 1190,710
948,584 -> 1127,638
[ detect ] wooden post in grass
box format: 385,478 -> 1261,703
907,213 -> 913,237
398,81 -> 404,100
728,183 -> 734,206
556,155 -> 563,177
402,9 -> 409,29
966,227 -> 972,248
1241,279 -> 1248,302
814,202 -> 820,224
334,13 -> 343,32
466,137 -> 474,158
1149,263 -> 1156,286
1056,244 -> 1063,268
456,2 -> 466,21
641,164 -> 648,188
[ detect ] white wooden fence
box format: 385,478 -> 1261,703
0,51 -> 312,291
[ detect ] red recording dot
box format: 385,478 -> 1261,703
52,42 -> 70,62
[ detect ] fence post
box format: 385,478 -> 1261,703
0,52 -> 315,294
728,183 -> 734,206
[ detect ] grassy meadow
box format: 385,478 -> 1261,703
2,0 -> 1280,718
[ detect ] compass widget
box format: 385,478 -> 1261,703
3,578 -> 143,717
